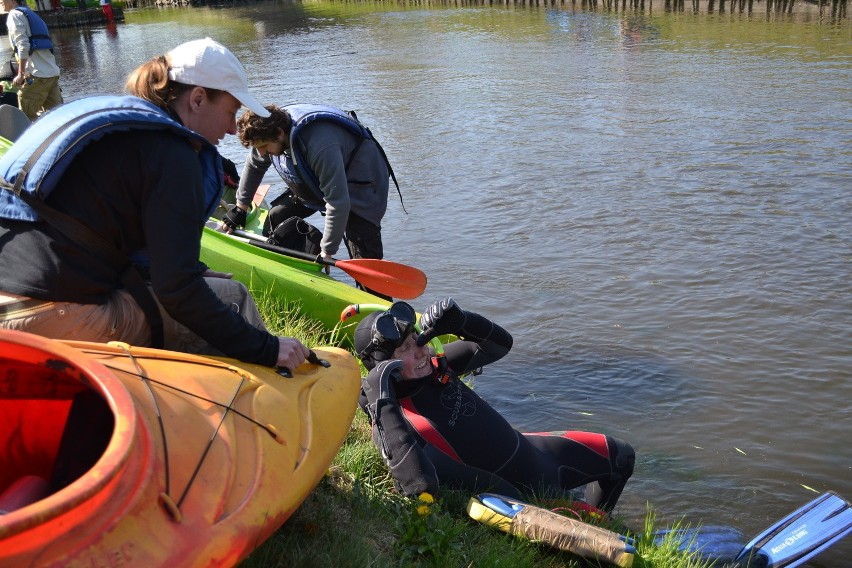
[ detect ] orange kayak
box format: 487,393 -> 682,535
0,329 -> 360,567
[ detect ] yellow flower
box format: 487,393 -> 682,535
416,504 -> 432,516
418,492 -> 435,504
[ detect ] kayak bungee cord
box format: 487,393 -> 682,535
112,343 -> 176,518
93,344 -> 289,522
89,349 -> 285,439
175,374 -> 246,511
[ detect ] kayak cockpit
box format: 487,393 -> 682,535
0,330 -> 134,523
0,354 -> 112,514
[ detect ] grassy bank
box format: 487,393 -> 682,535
245,292 -> 714,568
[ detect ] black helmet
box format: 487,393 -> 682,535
353,301 -> 417,370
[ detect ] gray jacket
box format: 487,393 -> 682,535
237,121 -> 390,257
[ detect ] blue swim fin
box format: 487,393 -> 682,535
731,491 -> 852,568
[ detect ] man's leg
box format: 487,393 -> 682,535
344,214 -> 390,299
344,213 -> 383,260
262,192 -> 316,236
41,76 -> 63,112
17,76 -> 54,121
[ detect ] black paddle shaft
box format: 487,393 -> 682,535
233,229 -> 333,266
252,240 -> 333,266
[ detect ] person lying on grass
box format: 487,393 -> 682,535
354,297 -> 636,512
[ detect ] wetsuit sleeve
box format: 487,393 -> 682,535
235,149 -> 272,209
444,310 -> 513,374
361,360 -> 439,497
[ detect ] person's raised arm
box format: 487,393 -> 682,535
416,297 -> 513,373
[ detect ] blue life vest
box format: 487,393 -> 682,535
11,7 -> 53,54
271,103 -> 374,206
0,95 -> 224,223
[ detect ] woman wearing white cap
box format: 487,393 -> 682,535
0,38 -> 309,371
126,36 -> 271,144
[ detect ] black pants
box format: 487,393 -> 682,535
423,432 -> 634,512
265,192 -> 388,298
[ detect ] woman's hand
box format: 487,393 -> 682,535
276,337 -> 310,370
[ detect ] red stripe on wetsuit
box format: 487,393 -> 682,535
400,397 -> 463,462
526,431 -> 610,459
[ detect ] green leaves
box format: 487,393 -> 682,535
393,494 -> 465,567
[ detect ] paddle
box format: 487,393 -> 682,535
232,229 -> 427,300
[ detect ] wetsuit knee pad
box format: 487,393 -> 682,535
608,436 -> 636,478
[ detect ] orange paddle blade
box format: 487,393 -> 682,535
334,258 -> 427,300
239,234 -> 427,299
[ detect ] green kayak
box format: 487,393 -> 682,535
200,225 -> 391,346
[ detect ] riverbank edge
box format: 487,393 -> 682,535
1,0 -> 842,32
0,7 -> 124,32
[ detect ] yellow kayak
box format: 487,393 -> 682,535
0,329 -> 360,567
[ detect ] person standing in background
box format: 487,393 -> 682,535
222,104 -> 401,298
99,0 -> 114,24
0,34 -> 18,106
2,0 -> 62,120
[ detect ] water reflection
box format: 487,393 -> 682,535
46,4 -> 852,564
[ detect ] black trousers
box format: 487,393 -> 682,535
264,192 -> 388,299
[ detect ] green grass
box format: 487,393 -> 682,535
242,291 -> 716,568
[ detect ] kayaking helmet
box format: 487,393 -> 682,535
354,301 -> 417,369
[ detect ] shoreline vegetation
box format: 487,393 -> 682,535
10,0 -> 848,26
123,0 -> 845,18
247,292 -> 714,567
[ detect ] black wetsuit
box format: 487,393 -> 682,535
359,311 -> 635,511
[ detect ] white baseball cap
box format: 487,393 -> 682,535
167,38 -> 270,118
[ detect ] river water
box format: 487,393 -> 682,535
45,1 -> 851,563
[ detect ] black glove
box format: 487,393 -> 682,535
222,205 -> 247,230
415,297 -> 466,346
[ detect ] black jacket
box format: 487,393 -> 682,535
0,129 -> 279,365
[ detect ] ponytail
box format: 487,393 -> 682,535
125,55 -> 174,110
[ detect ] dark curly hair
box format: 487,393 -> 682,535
237,104 -> 292,148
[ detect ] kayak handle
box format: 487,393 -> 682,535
277,350 -> 330,378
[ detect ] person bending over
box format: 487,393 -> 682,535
354,298 -> 636,512
220,105 -> 401,282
